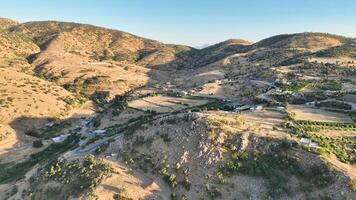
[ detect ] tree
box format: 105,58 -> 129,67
33,140 -> 43,148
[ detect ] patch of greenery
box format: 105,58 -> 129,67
189,100 -> 232,112
295,124 -> 356,163
317,101 -> 352,110
44,155 -> 111,197
316,81 -> 342,91
276,81 -> 309,92
218,143 -> 335,197
316,45 -> 356,59
113,188 -> 133,200
112,52 -> 138,62
112,91 -> 132,110
296,120 -> 356,131
163,173 -> 178,188
92,116 -> 101,128
84,135 -> 103,146
40,120 -> 72,139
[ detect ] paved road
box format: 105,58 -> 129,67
66,134 -> 124,158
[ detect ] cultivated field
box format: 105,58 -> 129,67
128,95 -> 209,113
288,105 -> 353,122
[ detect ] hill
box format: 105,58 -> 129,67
191,39 -> 251,67
0,18 -> 355,200
0,68 -> 79,151
10,21 -> 193,67
254,32 -> 354,51
0,29 -> 39,71
0,18 -> 18,30
315,44 -> 356,59
9,21 -> 194,98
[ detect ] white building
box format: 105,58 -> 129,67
93,129 -> 106,135
300,137 -> 318,148
45,122 -> 55,127
52,134 -> 70,143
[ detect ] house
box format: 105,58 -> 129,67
300,137 -> 311,144
305,101 -> 316,107
93,129 -> 106,135
188,89 -> 196,95
300,137 -> 318,148
251,105 -> 263,111
52,134 -> 70,143
234,105 -> 252,112
45,122 -> 55,127
323,90 -> 338,96
179,91 -> 188,96
270,106 -> 285,111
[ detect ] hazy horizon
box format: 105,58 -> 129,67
1,0 -> 355,47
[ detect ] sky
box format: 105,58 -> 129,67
1,0 -> 355,47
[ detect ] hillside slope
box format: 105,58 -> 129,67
0,18 -> 18,30
0,18 -> 355,200
0,68 -> 78,150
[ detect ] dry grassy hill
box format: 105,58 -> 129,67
0,30 -> 39,71
11,21 -> 193,67
253,32 -> 353,51
0,18 -> 18,30
8,21 -> 195,98
190,39 -> 251,67
0,67 -> 78,150
0,18 -> 355,200
93,112 -> 354,199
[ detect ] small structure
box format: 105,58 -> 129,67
74,125 -> 82,131
189,89 -> 196,94
93,129 -> 106,135
300,137 -> 311,144
45,122 -> 55,127
305,101 -> 316,107
309,142 -> 318,148
270,106 -> 285,111
234,105 -> 252,112
52,134 -> 70,143
300,137 -> 318,148
250,105 -> 263,111
225,100 -> 242,110
179,91 -> 188,96
323,90 -> 336,96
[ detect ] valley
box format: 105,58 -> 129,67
0,17 -> 355,199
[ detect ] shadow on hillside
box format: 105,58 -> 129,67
2,90 -> 112,154
101,184 -> 122,193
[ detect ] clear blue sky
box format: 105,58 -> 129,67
1,0 -> 355,47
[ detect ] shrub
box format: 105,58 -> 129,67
182,177 -> 192,190
164,174 -> 177,188
92,117 -> 101,128
317,101 -> 352,110
25,129 -> 39,137
33,140 -> 43,148
44,155 -> 112,197
232,144 -> 334,197
206,186 -> 222,199
349,179 -> 356,191
113,189 -> 133,200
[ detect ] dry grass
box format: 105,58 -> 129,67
128,95 -> 209,113
288,105 -> 353,122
